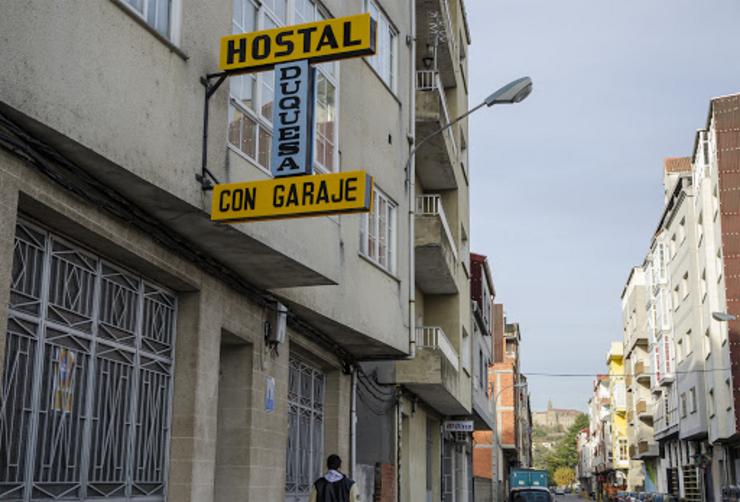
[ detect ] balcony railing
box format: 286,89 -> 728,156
416,326 -> 459,371
417,195 -> 458,269
635,361 -> 650,383
416,70 -> 458,157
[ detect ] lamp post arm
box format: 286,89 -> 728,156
404,99 -> 488,175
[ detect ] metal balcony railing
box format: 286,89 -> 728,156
415,70 -> 458,157
416,194 -> 458,269
416,326 -> 459,371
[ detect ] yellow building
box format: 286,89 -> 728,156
607,342 -> 630,489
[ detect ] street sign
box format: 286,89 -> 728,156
220,13 -> 376,74
443,421 -> 474,432
271,61 -> 315,178
211,170 -> 373,222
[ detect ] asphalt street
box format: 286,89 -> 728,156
553,495 -> 583,502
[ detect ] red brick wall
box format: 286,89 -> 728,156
473,431 -> 493,479
374,463 -> 396,502
714,95 -> 740,433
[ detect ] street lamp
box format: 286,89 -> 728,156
405,77 -> 533,359
404,76 -> 533,175
492,382 -> 528,502
712,312 -> 737,322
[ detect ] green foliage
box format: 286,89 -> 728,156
553,466 -> 575,487
543,413 -> 589,476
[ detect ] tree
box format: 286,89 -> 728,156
553,466 -> 575,487
543,414 -> 589,476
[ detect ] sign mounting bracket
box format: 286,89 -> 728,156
197,71 -> 228,191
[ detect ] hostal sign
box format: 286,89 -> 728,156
211,13 -> 377,223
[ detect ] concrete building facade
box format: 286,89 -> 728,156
0,1 -> 483,502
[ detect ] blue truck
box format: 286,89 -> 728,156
508,469 -> 553,502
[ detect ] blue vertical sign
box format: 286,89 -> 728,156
265,376 -> 275,413
271,60 -> 315,178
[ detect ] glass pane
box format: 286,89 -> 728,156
155,0 -> 170,36
258,126 -> 271,168
228,106 -> 243,149
242,114 -> 258,158
232,0 -> 242,27
260,73 -> 274,121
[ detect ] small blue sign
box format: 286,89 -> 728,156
265,376 -> 275,413
271,60 -> 315,178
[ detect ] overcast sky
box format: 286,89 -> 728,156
467,0 -> 740,411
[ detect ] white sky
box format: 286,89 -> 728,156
467,0 -> 740,411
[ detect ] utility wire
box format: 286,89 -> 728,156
522,367 -> 732,378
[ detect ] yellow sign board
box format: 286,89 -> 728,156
211,171 -> 374,222
220,13 -> 376,74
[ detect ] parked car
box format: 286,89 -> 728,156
510,487 -> 554,502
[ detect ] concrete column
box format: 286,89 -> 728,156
168,288 -> 222,502
0,165 -> 19,378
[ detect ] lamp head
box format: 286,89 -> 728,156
484,77 -> 533,107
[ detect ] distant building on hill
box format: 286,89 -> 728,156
532,401 -> 582,430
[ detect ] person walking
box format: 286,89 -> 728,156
309,454 -> 360,502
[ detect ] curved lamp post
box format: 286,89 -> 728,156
405,77 -> 533,359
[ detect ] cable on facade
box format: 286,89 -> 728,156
0,112 -> 371,373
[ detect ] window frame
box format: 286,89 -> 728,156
360,186 -> 398,275
2,218 -> 178,502
228,0 -> 340,175
119,0 -> 182,43
365,0 -> 399,93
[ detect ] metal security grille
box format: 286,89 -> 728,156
0,220 -> 177,501
285,357 -> 324,502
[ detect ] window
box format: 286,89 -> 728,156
704,329 -> 712,359
123,0 -> 174,38
689,387 -> 697,413
697,212 -> 704,248
618,438 -> 629,462
505,339 -> 516,356
2,220 -> 177,502
708,389 -> 715,418
677,338 -> 684,362
366,0 -> 398,91
681,272 -> 689,299
286,356 -> 325,500
229,0 -> 338,173
680,393 -> 687,418
679,218 -> 686,243
360,187 -> 397,273
701,269 -> 707,301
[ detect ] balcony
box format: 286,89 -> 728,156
637,440 -> 659,458
626,331 -> 649,356
396,327 -> 467,415
415,195 -> 458,294
416,0 -> 460,88
415,71 -> 458,190
637,399 -> 653,420
635,361 -> 650,383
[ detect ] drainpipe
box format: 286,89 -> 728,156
407,0 -> 417,360
350,367 -> 357,478
396,393 -> 402,502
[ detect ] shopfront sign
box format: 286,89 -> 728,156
211,13 -> 376,223
211,170 -> 373,222
271,60 -> 315,178
220,13 -> 376,74
443,421 -> 474,432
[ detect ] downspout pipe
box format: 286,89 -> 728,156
407,0 -> 417,360
350,367 -> 357,478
